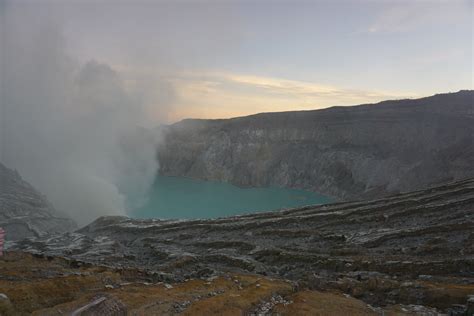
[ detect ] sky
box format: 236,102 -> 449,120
2,0 -> 473,122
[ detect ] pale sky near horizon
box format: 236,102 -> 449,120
3,0 -> 473,123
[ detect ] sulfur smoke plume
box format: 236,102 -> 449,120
0,4 -> 161,225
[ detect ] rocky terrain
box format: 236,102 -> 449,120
157,90 -> 474,200
8,177 -> 474,314
0,163 -> 76,241
1,252 -> 435,315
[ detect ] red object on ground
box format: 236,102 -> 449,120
0,227 -> 5,256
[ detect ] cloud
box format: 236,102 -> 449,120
223,74 -> 338,95
418,49 -> 466,65
365,1 -> 470,34
0,4 -> 163,225
164,71 -> 416,120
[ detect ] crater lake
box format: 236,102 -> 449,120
131,176 -> 331,220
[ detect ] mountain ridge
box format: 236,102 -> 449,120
174,90 -> 473,123
157,90 -> 474,200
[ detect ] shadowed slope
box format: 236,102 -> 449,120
0,163 -> 76,240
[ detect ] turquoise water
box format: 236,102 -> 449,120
131,176 -> 331,220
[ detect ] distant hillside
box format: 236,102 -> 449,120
157,90 -> 474,200
0,162 -> 76,240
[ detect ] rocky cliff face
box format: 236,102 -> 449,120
157,90 -> 474,200
0,162 -> 76,240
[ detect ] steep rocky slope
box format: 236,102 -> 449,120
10,177 -> 474,313
0,162 -> 76,240
157,90 -> 474,200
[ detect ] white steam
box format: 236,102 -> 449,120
0,4 -> 161,225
